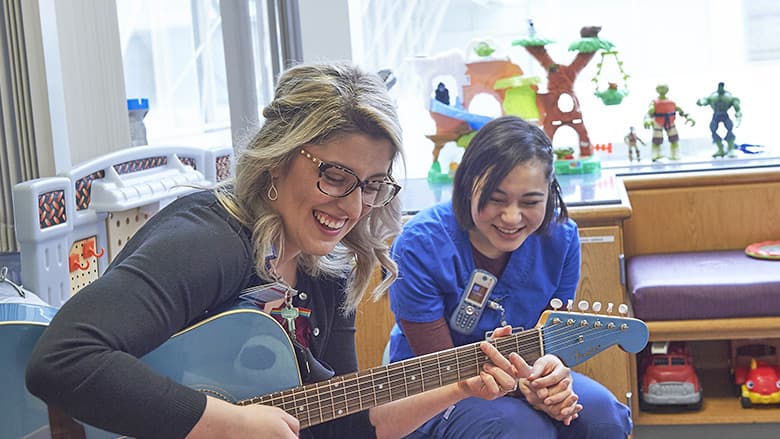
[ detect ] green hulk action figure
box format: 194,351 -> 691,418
697,82 -> 742,158
644,84 -> 695,161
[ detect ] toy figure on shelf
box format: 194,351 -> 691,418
553,146 -> 575,160
592,49 -> 630,105
434,82 -> 450,105
696,82 -> 742,158
623,126 -> 646,162
472,40 -> 496,57
594,82 -> 627,106
513,25 -> 615,157
643,84 -> 695,161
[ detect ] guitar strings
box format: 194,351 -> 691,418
241,329 -> 544,422
251,323 -> 620,417
241,316 -> 637,427
245,322 -> 624,421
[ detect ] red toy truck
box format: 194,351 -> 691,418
639,341 -> 702,410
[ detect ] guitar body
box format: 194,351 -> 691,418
142,308 -> 302,403
3,304 -> 303,438
81,309 -> 303,438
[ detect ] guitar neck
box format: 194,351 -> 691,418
238,328 -> 543,429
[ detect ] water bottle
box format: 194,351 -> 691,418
127,98 -> 149,146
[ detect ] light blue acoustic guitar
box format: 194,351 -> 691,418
6,304 -> 648,437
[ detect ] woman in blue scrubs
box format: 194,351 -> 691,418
388,116 -> 632,438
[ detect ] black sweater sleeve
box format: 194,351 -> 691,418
25,192 -> 255,438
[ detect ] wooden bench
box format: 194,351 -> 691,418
622,167 -> 780,426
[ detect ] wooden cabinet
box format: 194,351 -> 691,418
355,269 -> 395,369
622,168 -> 780,256
566,184 -> 635,411
623,167 -> 780,427
572,225 -> 635,410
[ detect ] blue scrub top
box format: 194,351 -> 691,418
388,200 -> 581,362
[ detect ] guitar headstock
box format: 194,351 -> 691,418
536,299 -> 649,367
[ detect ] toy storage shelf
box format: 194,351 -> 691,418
637,367 -> 780,425
636,319 -> 780,426
638,396 -> 780,425
646,317 -> 780,342
636,319 -> 780,425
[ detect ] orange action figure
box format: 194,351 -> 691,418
643,84 -> 694,161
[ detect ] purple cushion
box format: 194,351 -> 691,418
627,250 -> 780,321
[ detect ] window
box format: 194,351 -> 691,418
348,0 -> 780,179
116,0 -> 276,148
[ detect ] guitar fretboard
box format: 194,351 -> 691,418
237,327 -> 544,428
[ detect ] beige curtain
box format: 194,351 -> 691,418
0,0 -> 39,252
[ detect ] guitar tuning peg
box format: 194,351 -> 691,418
566,299 -> 573,312
577,300 -> 589,312
592,302 -> 602,312
550,298 -> 563,310
606,302 -> 614,314
618,303 -> 629,316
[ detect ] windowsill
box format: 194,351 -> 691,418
601,137 -> 779,177
398,138 -> 779,216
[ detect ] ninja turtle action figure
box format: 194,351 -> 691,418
644,84 -> 695,161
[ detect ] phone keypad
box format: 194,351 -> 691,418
455,304 -> 478,329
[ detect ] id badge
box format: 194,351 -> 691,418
239,282 -> 291,305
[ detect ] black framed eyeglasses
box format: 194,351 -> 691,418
300,149 -> 401,207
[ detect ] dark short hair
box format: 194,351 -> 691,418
451,116 -> 568,233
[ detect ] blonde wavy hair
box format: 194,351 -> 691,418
216,63 -> 404,313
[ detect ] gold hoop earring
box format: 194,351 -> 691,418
267,182 -> 278,201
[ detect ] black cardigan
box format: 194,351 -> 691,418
26,191 -> 374,438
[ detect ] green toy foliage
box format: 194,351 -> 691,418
456,131 -> 477,148
568,37 -> 614,53
473,41 -> 496,57
511,37 -> 555,47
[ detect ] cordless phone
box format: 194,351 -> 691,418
449,269 -> 497,335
